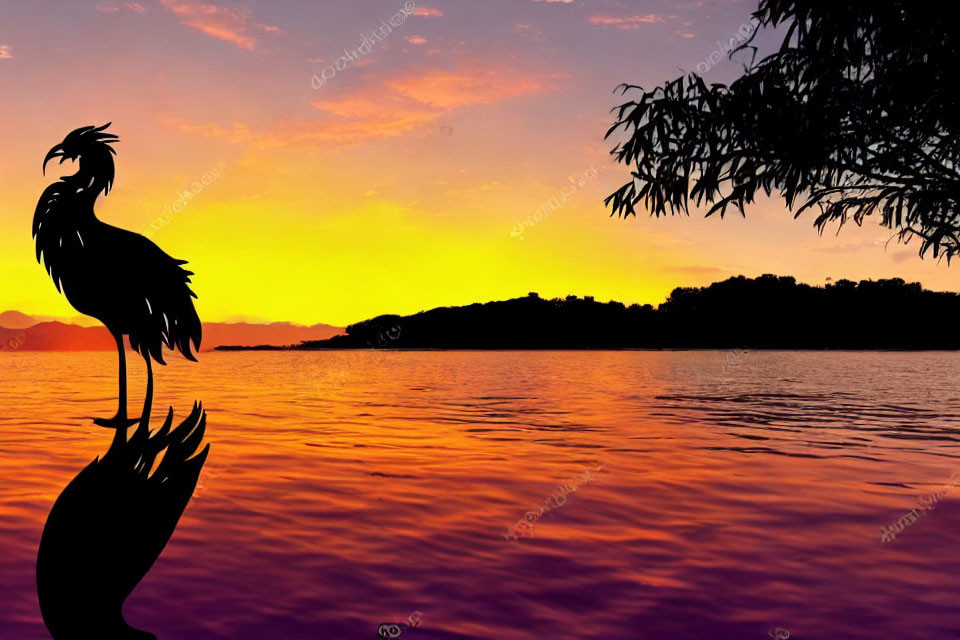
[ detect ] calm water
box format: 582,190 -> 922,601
2,350 -> 960,639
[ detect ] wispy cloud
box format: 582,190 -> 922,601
158,0 -> 283,50
308,92 -> 444,144
165,59 -> 559,152
406,35 -> 428,45
314,67 -> 552,146
208,66 -> 553,150
589,13 -> 666,29
97,2 -> 146,13
387,67 -> 550,110
413,7 -> 443,17
0,45 -> 12,60
164,94 -> 437,150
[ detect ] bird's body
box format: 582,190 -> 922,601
34,182 -> 201,363
33,124 -> 201,426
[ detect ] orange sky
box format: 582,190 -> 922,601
1,0 -> 956,326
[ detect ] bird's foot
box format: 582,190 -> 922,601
92,414 -> 140,429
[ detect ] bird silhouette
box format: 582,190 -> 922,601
33,123 -> 202,428
36,397 -> 210,640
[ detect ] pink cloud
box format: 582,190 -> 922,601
169,64 -> 558,152
413,7 -> 443,17
589,14 -> 666,29
387,68 -> 548,110
158,1 -> 283,50
97,2 -> 146,12
406,35 -> 428,45
307,91 -> 442,143
0,45 -> 12,60
304,67 -> 554,149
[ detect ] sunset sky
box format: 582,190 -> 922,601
1,0 -> 957,326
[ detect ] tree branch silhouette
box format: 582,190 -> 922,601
605,1 -> 960,260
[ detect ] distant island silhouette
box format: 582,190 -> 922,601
214,275 -> 960,351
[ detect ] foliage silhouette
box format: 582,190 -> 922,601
605,1 -> 960,260
36,402 -> 209,640
278,276 -> 960,350
34,124 -> 201,428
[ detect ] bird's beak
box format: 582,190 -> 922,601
42,145 -> 65,175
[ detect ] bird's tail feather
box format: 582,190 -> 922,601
128,262 -> 202,364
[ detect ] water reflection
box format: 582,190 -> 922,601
37,403 -> 209,639
4,351 -> 960,639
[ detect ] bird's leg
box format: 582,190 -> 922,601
93,333 -> 139,429
140,355 -> 154,427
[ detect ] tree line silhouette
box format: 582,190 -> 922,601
258,275 -> 960,350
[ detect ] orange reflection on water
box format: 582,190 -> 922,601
2,350 -> 960,639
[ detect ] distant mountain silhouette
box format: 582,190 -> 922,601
0,310 -> 38,329
219,275 -> 960,350
0,322 -> 115,351
0,317 -> 343,352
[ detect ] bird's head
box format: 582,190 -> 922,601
43,123 -> 119,194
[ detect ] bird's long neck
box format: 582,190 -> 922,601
66,148 -> 116,208
60,178 -> 99,213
